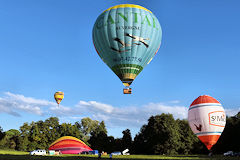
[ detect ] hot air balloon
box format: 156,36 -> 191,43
92,4 -> 162,94
54,91 -> 64,107
49,136 -> 92,154
188,95 -> 226,151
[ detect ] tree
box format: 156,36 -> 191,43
44,117 -> 60,145
121,129 -> 132,152
176,119 -> 201,154
213,112 -> 240,153
97,121 -> 107,135
133,114 -> 181,155
0,129 -> 20,150
132,125 -> 147,154
88,121 -> 108,152
17,117 -> 85,151
75,117 -> 99,143
88,130 -> 108,152
18,123 -> 31,151
0,126 -> 3,140
102,129 -> 133,154
59,123 -> 83,139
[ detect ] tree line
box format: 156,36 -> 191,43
0,112 -> 239,155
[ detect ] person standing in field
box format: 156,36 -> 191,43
98,152 -> 101,159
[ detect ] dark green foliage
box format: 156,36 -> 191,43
58,122 -> 83,139
88,121 -> 108,152
121,129 -> 132,151
176,119 -> 201,154
132,125 -> 147,154
88,130 -> 108,152
132,112 -> 240,155
88,128 -> 133,154
213,112 -> 240,153
3,117 -> 86,151
0,126 -> 4,140
75,117 -> 99,143
108,129 -> 132,153
43,117 -> 60,145
0,112 -> 240,155
0,129 -> 20,150
133,114 -> 181,155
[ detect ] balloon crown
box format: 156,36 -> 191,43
190,95 -> 220,107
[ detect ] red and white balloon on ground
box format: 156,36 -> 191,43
188,95 -> 226,150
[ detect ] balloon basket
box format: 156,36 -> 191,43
123,88 -> 132,94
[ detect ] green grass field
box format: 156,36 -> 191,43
0,150 -> 238,160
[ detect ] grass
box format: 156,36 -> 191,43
0,150 -> 238,160
0,149 -> 28,155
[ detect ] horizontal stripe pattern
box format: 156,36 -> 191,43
111,64 -> 143,77
93,5 -> 162,87
49,136 -> 87,147
49,137 -> 92,154
103,4 -> 152,13
54,91 -> 64,104
195,131 -> 222,136
188,103 -> 222,111
120,67 -> 140,71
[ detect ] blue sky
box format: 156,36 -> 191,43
0,0 -> 240,138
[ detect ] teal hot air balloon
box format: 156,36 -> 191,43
93,4 -> 162,94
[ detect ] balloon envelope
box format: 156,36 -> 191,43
93,4 -> 162,87
49,136 -> 92,154
54,91 -> 64,105
188,95 -> 226,150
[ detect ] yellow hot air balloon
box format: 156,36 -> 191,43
54,91 -> 64,106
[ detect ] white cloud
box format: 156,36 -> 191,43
74,101 -> 188,128
0,98 -> 21,116
225,108 -> 240,117
168,100 -> 180,104
78,101 -> 114,113
0,92 -> 239,131
0,92 -> 55,116
5,92 -> 54,106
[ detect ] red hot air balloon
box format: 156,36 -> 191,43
188,95 -> 226,150
49,136 -> 92,154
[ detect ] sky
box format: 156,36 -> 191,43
0,0 -> 240,138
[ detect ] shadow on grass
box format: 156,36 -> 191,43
167,155 -> 239,160
0,154 -> 237,160
0,154 -> 98,160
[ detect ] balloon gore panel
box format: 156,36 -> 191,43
188,95 -> 226,150
93,4 -> 162,86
